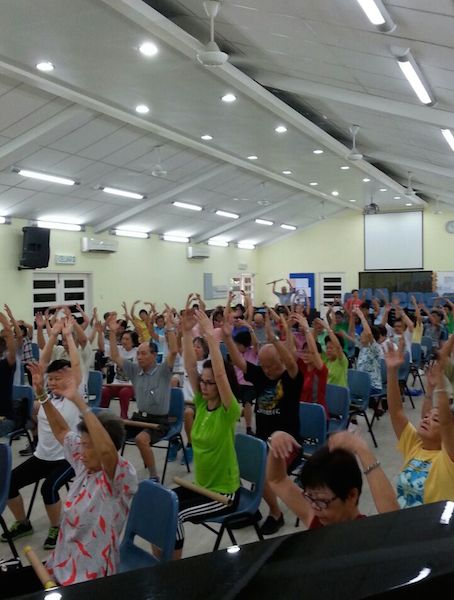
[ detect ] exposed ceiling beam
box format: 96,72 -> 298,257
193,196 -> 297,244
251,70 -> 454,130
0,105 -> 91,171
367,152 -> 454,181
93,164 -> 230,232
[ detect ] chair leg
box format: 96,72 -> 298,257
213,523 -> 225,551
225,526 -> 237,546
26,481 -> 39,521
120,441 -> 126,457
179,435 -> 190,474
0,516 -> 19,560
362,411 -> 378,448
253,521 -> 265,542
404,384 -> 415,409
161,443 -> 170,485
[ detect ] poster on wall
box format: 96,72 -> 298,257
289,272 -> 315,305
437,272 -> 454,295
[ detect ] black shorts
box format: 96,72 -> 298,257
128,412 -> 170,445
237,385 -> 256,406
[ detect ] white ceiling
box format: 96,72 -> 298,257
0,0 -> 452,245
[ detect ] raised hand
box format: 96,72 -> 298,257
106,312 -> 120,332
62,316 -> 75,336
0,312 -> 11,329
50,319 -> 63,336
268,431 -> 301,459
35,312 -> 44,329
3,304 -> 14,320
27,362 -> 46,395
328,430 -> 368,454
221,312 -> 233,338
195,309 -> 214,337
181,307 -> 197,333
383,338 -> 405,370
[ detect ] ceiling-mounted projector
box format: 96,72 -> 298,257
363,202 -> 380,215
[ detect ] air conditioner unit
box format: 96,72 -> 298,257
187,245 -> 210,260
81,237 -> 118,253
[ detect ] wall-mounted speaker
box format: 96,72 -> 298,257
20,227 -> 50,269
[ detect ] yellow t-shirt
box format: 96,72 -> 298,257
133,318 -> 151,343
412,322 -> 423,344
396,422 -> 454,508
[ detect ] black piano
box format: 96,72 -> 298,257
2,501 -> 454,600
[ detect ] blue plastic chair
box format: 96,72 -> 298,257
119,480 -> 178,572
408,292 -> 424,306
201,433 -> 266,551
420,335 -> 434,365
374,288 -> 389,303
347,369 -> 377,447
0,444 -> 19,559
8,386 -> 34,447
326,384 -> 350,435
299,402 -> 327,456
359,288 -> 373,301
424,293 -> 438,309
391,292 -> 408,307
31,343 -> 40,361
121,388 -> 190,484
87,370 -> 103,407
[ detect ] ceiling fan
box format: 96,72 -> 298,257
363,194 -> 380,215
347,125 -> 363,161
196,1 -> 229,67
404,171 -> 419,200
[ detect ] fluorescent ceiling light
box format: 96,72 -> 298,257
340,166 -> 350,170
139,42 -> 158,57
255,218 -> 273,226
216,210 -> 239,219
393,196 -> 401,199
379,188 -> 387,192
355,0 -> 395,32
172,201 -> 202,211
313,149 -> 324,155
405,202 -> 413,207
221,93 -> 237,103
37,220 -> 82,232
280,224 -> 296,231
309,182 -> 318,186
135,104 -> 150,114
441,129 -> 454,152
113,229 -> 149,239
247,155 -> 258,160
331,190 -> 339,196
163,234 -> 189,243
238,241 -> 255,250
0,217 -> 6,224
36,61 -> 54,72
275,125 -> 287,133
14,168 -> 76,186
201,134 -> 213,140
101,186 -> 144,200
282,170 -> 292,175
349,199 -> 357,203
363,178 -> 371,182
208,238 -> 229,247
397,54 -> 434,105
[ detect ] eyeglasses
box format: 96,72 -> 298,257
303,491 -> 338,510
200,378 -> 217,386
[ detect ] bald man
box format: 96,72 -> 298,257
223,323 -> 302,535
107,314 -> 177,482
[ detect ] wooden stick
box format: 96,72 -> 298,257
123,419 -> 160,430
23,546 -> 57,590
173,476 -> 232,506
266,278 -> 285,286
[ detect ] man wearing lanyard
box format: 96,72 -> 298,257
106,312 -> 177,482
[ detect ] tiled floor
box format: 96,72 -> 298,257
1,391 -> 423,566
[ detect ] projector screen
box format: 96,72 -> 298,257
364,212 -> 423,270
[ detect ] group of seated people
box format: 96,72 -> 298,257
1,284 -> 454,588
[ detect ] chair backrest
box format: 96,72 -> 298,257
299,402 -> 327,455
411,342 -> 422,364
408,292 -> 424,305
234,433 -> 266,513
0,444 -> 12,515
325,384 -> 350,431
169,387 -> 185,428
11,385 -> 34,422
374,288 -> 389,303
391,292 -> 408,306
359,288 -> 372,301
347,369 -> 371,409
219,342 -> 228,360
31,343 -> 40,361
398,352 -> 411,380
380,359 -> 387,387
87,370 -> 103,407
420,335 -> 433,359
120,480 -> 178,572
424,293 -> 438,309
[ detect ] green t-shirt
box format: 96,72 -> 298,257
192,392 -> 241,494
322,353 -> 348,388
447,313 -> 454,335
333,322 -> 349,351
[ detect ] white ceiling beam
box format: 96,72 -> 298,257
367,152 -> 454,181
93,164 -> 229,232
193,196 -> 298,244
252,70 -> 454,130
0,105 -> 91,171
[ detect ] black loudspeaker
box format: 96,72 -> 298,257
20,227 -> 50,269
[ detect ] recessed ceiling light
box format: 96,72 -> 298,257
309,182 -> 318,186
201,134 -> 213,141
313,149 -> 324,155
275,125 -> 287,133
135,104 -> 150,114
281,224 -> 296,230
331,190 -> 339,196
340,166 -> 350,170
393,196 -> 401,200
14,168 -> 76,186
101,186 -> 144,200
139,41 -> 158,57
221,93 -> 237,103
349,199 -> 357,203
379,188 -> 387,192
247,155 -> 258,160
215,210 -> 239,219
172,201 -> 202,212
405,202 -> 413,207
255,218 -> 273,226
362,178 -> 371,182
282,170 -> 292,175
36,61 -> 54,72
